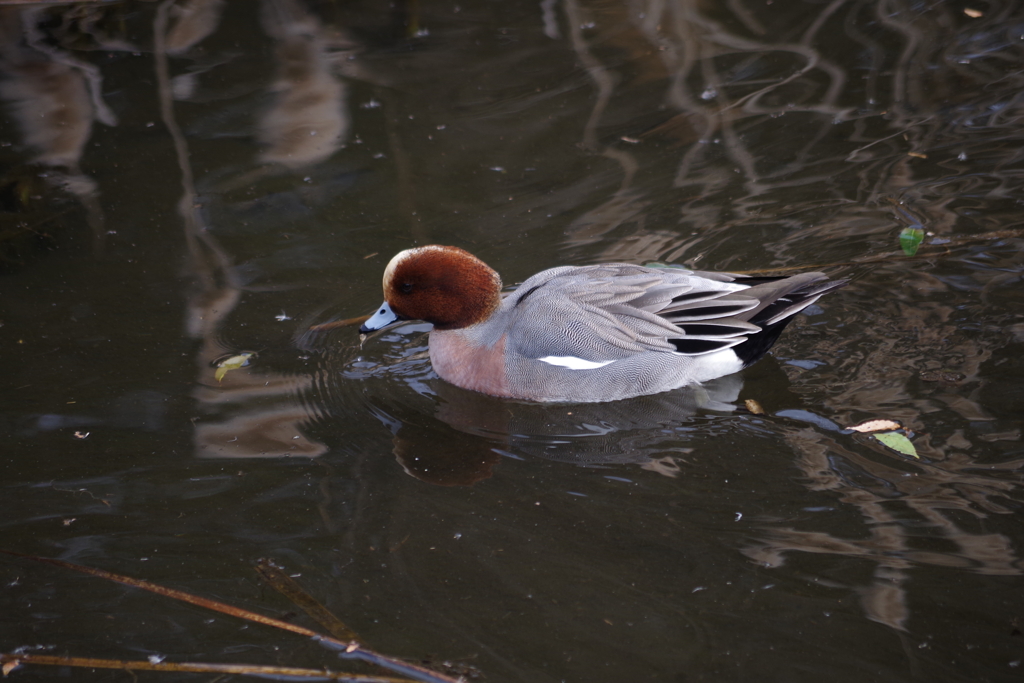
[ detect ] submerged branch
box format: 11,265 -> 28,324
0,550 -> 467,683
256,558 -> 363,643
0,653 -> 415,682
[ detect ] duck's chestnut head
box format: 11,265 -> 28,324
372,245 -> 502,331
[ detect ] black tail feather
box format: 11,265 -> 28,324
732,277 -> 848,367
732,316 -> 798,367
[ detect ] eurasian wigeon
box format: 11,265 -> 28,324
360,245 -> 847,403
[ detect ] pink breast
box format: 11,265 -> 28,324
429,331 -> 510,397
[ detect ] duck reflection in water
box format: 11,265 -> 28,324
365,370 -> 746,486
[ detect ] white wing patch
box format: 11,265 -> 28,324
537,355 -> 616,370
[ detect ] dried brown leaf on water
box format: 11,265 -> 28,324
744,399 -> 765,415
845,419 -> 902,433
2,658 -> 19,676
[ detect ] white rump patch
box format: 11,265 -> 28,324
687,350 -> 743,380
537,355 -> 616,370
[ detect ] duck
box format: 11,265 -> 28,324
360,245 -> 847,403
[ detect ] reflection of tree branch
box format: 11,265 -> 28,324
154,0 -> 325,460
20,5 -> 118,126
165,0 -> 224,55
155,0 -> 239,322
563,0 -> 639,187
726,0 -> 765,36
559,0 -> 643,249
876,0 -> 922,109
843,0 -> 884,106
539,0 -> 560,39
676,0 -> 850,118
552,0 -> 1024,269
744,425 -> 1022,630
382,88 -> 429,245
621,0 -> 854,200
564,0 -> 616,154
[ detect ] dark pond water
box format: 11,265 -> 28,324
2,0 -> 1023,681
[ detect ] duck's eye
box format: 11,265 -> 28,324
400,282 -> 413,294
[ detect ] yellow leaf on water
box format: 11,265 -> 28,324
874,431 -> 918,459
214,353 -> 255,383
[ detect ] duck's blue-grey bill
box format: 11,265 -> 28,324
360,301 -> 398,333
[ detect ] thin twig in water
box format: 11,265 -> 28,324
256,559 -> 362,643
0,550 -> 466,683
0,653 -> 415,682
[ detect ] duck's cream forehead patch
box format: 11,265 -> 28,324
382,246 -> 449,289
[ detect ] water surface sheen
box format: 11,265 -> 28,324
1,1 -> 1022,681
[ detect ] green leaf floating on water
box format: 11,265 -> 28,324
874,431 -> 918,459
899,226 -> 924,256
